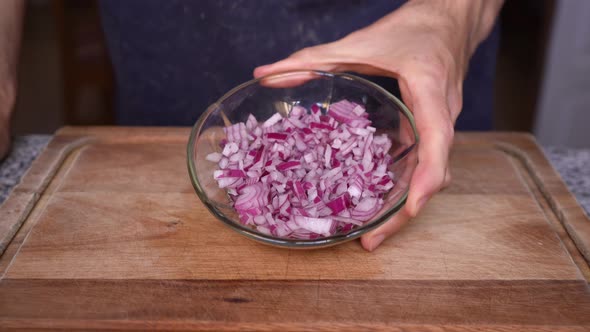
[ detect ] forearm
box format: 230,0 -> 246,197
0,0 -> 25,120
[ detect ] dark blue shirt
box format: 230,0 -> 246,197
99,0 -> 498,130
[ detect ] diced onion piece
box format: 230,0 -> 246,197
206,152 -> 222,162
263,113 -> 283,128
293,216 -> 336,236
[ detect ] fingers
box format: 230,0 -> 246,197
256,71 -> 321,89
404,75 -> 454,218
253,47 -> 338,78
362,75 -> 454,251
254,43 -> 393,79
253,45 -> 396,92
360,207 -> 411,251
361,160 -> 451,252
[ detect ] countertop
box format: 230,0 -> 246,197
1,135 -> 589,215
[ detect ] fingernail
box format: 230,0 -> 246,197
253,66 -> 269,77
369,234 -> 386,252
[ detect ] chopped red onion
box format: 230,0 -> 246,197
206,152 -> 222,163
263,113 -> 282,127
205,100 -> 395,239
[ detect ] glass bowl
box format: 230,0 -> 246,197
187,70 -> 418,249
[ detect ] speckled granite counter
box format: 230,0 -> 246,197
0,135 -> 51,203
0,135 -> 588,215
544,146 -> 590,214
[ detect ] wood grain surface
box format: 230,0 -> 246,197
0,127 -> 589,331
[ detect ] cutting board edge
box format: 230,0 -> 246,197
56,125 -> 191,142
492,135 -> 590,267
0,319 -> 588,332
0,135 -> 91,256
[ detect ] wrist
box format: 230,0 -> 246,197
441,0 -> 504,54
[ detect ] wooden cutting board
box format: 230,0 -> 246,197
1,127 -> 589,331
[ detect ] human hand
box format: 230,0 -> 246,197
254,0 -> 502,251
